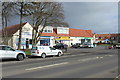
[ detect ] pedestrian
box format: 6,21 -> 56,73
64,44 -> 68,52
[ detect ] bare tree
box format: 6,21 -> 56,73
13,2 -> 35,49
2,2 -> 14,45
31,2 -> 69,46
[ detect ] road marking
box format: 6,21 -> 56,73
105,55 -> 113,57
100,57 -> 103,58
25,62 -> 69,71
78,56 -> 104,62
80,54 -> 86,55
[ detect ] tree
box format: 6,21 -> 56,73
2,2 -> 14,45
30,2 -> 69,46
13,2 -> 35,49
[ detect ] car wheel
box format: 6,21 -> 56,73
41,53 -> 46,58
17,54 -> 24,61
57,52 -> 61,57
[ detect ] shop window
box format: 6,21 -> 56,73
48,30 -> 52,33
99,37 -> 102,39
29,39 -> 32,44
26,38 -> 29,49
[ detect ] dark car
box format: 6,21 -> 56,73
71,43 -> 81,48
53,43 -> 64,49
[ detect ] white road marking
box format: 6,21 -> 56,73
108,55 -> 113,57
25,62 -> 69,71
78,56 -> 104,62
80,54 -> 86,55
100,57 -> 103,58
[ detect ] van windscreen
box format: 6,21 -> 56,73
32,47 -> 37,50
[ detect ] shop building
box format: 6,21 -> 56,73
69,28 -> 93,46
0,22 -> 94,49
41,27 -> 70,47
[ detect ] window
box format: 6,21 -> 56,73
4,46 -> 15,51
50,47 -> 56,50
99,37 -> 102,39
48,30 -> 52,33
43,30 -> 47,32
32,47 -> 37,50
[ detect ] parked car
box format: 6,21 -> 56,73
80,43 -> 94,48
115,43 -> 120,49
31,46 -> 63,58
71,43 -> 81,48
0,45 -> 26,61
53,43 -> 64,49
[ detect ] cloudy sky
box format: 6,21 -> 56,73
62,2 -> 118,34
7,1 -> 118,34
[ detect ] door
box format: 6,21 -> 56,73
4,46 -> 16,58
49,47 -> 58,55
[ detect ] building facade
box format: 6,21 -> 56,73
93,33 -> 120,44
0,22 -> 94,49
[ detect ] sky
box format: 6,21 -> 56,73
6,1 -> 118,34
62,2 -> 118,34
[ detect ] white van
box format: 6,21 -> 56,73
31,46 -> 63,58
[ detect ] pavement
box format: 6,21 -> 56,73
1,45 -> 119,79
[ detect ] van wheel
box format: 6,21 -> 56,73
57,52 -> 61,57
17,54 -> 24,61
41,53 -> 46,58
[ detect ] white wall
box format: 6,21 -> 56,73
39,26 -> 53,33
57,27 -> 69,34
70,37 -> 81,45
12,22 -> 33,49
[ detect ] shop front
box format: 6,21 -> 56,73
15,32 -> 32,49
81,37 -> 93,44
54,36 -> 71,46
40,36 -> 51,46
70,37 -> 93,46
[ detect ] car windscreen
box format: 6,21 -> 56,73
32,47 -> 37,50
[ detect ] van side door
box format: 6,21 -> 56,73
49,47 -> 58,55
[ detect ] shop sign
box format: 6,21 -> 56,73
40,36 -> 51,38
16,38 -> 26,45
81,37 -> 93,39
22,32 -> 31,36
55,37 -> 70,40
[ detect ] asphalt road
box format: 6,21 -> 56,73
1,46 -> 119,79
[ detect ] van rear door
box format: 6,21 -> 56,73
31,46 -> 38,54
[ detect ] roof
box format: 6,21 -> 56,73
69,28 -> 93,37
94,33 -> 120,40
41,28 -> 93,37
0,23 -> 93,38
0,22 -> 27,35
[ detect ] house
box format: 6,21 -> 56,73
93,33 -> 120,44
0,22 -> 33,49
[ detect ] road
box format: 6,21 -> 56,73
1,46 -> 119,79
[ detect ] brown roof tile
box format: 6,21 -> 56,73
0,22 -> 27,36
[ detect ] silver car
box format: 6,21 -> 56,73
0,45 -> 26,61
